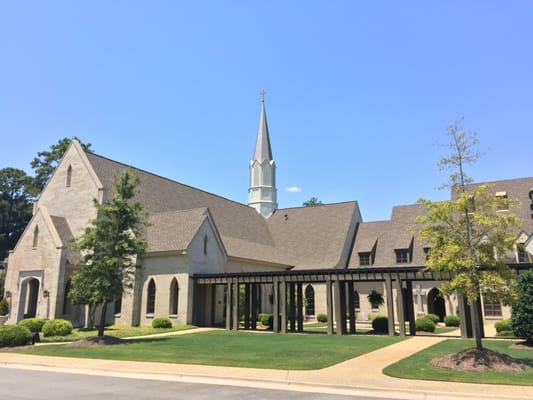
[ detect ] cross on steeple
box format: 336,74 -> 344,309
259,90 -> 267,103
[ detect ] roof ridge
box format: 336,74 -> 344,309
149,207 -> 208,216
86,152 -> 255,211
274,200 -> 357,212
467,176 -> 533,186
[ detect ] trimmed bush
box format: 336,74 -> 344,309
495,319 -> 512,334
444,315 -> 460,327
415,317 -> 436,332
152,317 -> 172,329
426,313 -> 440,324
0,325 -> 32,347
0,298 -> 8,316
372,315 -> 388,334
511,269 -> 533,343
317,313 -> 328,323
496,330 -> 515,337
18,318 -> 46,333
42,319 -> 73,337
259,313 -> 273,327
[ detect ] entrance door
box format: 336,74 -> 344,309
23,278 -> 40,318
427,288 -> 446,322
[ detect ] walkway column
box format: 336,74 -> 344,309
289,282 -> 296,333
395,275 -> 406,337
244,283 -> 251,330
225,282 -> 232,330
405,280 -> 416,336
273,278 -> 280,333
232,280 -> 239,331
385,275 -> 395,336
333,279 -> 345,336
347,281 -> 356,334
280,278 -> 287,334
250,283 -> 258,330
326,279 -> 334,335
457,293 -> 473,338
297,282 -> 304,333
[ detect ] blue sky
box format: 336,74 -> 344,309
1,1 -> 531,221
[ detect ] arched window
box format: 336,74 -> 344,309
354,290 -> 360,310
62,279 -> 72,315
32,225 -> 39,249
305,285 -> 315,316
66,164 -> 72,187
169,278 -> 179,315
146,279 -> 156,314
203,235 -> 208,255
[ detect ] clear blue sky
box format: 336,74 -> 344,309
1,1 -> 531,221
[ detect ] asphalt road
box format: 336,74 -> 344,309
0,368 -> 388,400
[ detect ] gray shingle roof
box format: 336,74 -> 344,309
50,216 -> 80,264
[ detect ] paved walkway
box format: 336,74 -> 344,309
1,335 -> 531,400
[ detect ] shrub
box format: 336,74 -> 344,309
152,317 -> 172,329
496,330 -> 515,337
259,313 -> 273,327
0,325 -> 32,347
511,269 -> 533,343
372,315 -> 388,334
0,298 -> 8,316
18,318 -> 46,333
415,317 -> 436,332
42,319 -> 73,337
426,313 -> 440,324
495,319 -> 512,334
444,315 -> 460,327
317,313 -> 328,323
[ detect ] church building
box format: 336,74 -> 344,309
3,101 -> 533,330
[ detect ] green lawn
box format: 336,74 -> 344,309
384,339 -> 533,385
302,322 -> 372,334
18,330 -> 405,370
40,324 -> 194,343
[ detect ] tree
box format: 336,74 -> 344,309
0,168 -> 34,259
30,137 -> 92,195
303,197 -> 323,207
511,270 -> 533,344
417,120 -> 521,351
70,170 -> 147,337
367,290 -> 384,309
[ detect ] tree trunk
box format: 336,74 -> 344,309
469,302 -> 483,351
98,302 -> 108,337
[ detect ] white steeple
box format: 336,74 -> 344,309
248,95 -> 277,218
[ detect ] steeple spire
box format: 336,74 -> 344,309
253,94 -> 273,163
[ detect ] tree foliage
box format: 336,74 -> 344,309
0,168 -> 34,259
303,197 -> 323,207
70,170 -> 147,336
511,270 -> 533,344
417,120 -> 522,350
30,137 -> 92,195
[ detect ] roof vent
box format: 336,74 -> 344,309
284,214 -> 288,221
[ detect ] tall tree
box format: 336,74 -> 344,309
30,137 -> 92,195
70,171 -> 147,336
303,197 -> 323,207
0,168 -> 34,259
417,120 -> 521,351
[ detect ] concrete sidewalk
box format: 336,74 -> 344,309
1,336 -> 531,400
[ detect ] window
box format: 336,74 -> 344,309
203,235 -> 208,255
517,244 -> 529,263
146,279 -> 156,315
114,297 -> 122,315
396,249 -> 410,264
62,280 -> 71,315
495,191 -> 509,211
169,278 -> 179,315
358,252 -> 372,266
483,300 -> 502,318
305,285 -> 315,316
32,225 -> 39,249
353,290 -> 360,310
66,164 -> 72,187
423,247 -> 431,261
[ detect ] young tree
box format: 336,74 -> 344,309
417,120 -> 521,351
303,197 -> 323,207
70,170 -> 147,337
0,168 -> 34,259
30,137 -> 92,195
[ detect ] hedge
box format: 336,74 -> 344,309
152,317 -> 172,329
0,325 -> 32,347
494,319 -> 512,333
372,315 -> 388,334
444,315 -> 460,327
259,313 -> 273,327
18,318 -> 46,333
317,313 -> 328,323
426,313 -> 440,324
42,319 -> 73,337
0,298 -> 8,316
415,317 -> 436,332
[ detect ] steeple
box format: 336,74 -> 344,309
248,94 -> 278,218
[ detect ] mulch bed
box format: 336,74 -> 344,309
66,335 -> 123,347
511,342 -> 533,351
431,348 -> 531,373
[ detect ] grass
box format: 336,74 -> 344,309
17,330 -> 405,370
384,339 -> 533,385
39,324 -> 194,343
433,326 -> 460,334
303,322 -> 372,334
